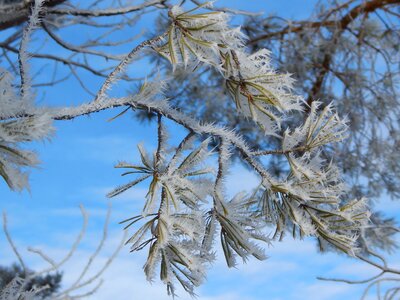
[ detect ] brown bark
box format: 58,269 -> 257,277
248,0 -> 400,110
305,0 -> 400,108
0,0 -> 66,31
248,0 -> 400,45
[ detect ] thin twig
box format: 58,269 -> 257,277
30,205 -> 88,278
93,32 -> 167,102
2,212 -> 28,276
47,0 -> 166,17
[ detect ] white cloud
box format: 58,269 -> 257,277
292,282 -> 355,300
328,261 -> 377,278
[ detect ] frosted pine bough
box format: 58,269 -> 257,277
0,1 -> 370,298
0,0 -> 53,192
0,69 -> 53,192
0,276 -> 43,300
107,3 -> 369,296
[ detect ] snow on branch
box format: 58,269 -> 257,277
0,69 -> 53,191
18,0 -> 45,103
0,1 -> 373,297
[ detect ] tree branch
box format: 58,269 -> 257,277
0,0 -> 66,30
248,0 -> 400,44
47,0 -> 166,17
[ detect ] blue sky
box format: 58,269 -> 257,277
1,1 -> 399,299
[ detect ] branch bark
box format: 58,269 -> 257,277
248,0 -> 400,44
247,0 -> 400,111
0,0 -> 66,30
47,0 -> 166,16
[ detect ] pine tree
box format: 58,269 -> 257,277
0,0 -> 398,298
